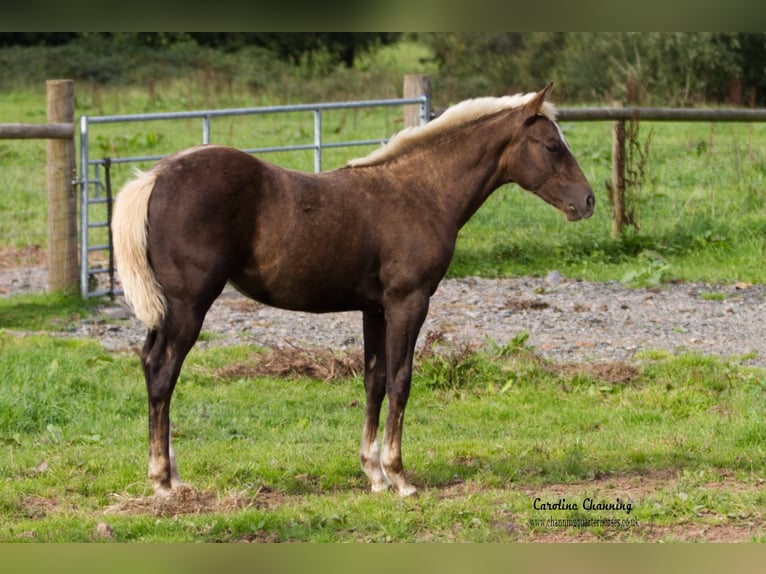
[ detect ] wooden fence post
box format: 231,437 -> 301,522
46,79 -> 78,294
610,103 -> 627,238
403,74 -> 430,128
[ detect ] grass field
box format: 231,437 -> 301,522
1,323 -> 765,542
2,41 -> 766,543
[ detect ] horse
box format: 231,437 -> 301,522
112,83 -> 595,497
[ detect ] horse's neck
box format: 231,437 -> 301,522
386,118 -> 513,229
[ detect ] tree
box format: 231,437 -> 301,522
421,33 -> 525,98
190,33 -> 400,68
421,32 -> 766,105
0,32 -> 77,46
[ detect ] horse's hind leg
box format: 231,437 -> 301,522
140,298 -> 208,494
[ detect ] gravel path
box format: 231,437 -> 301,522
4,265 -> 766,366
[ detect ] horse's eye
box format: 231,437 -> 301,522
545,142 -> 561,153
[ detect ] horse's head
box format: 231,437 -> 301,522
504,83 -> 595,221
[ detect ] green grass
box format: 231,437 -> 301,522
1,329 -> 765,542
0,293 -> 98,331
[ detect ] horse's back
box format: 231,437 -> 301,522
143,145 -> 385,312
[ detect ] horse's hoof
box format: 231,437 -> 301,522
151,478 -> 183,497
397,484 -> 418,497
152,485 -> 175,498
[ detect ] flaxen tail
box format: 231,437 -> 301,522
112,169 -> 166,329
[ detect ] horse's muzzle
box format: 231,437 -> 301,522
566,191 -> 595,221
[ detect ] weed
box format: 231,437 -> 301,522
619,250 -> 672,287
700,292 -> 727,301
417,339 -> 490,392
623,117 -> 654,232
94,131 -> 165,157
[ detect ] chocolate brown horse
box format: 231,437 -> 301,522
112,83 -> 594,496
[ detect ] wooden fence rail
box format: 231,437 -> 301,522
558,107 -> 766,122
0,122 -> 74,139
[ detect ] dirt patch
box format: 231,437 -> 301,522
523,524 -> 742,542
523,520 -> 759,543
20,494 -> 59,519
209,333 -> 638,387
504,297 -> 553,311
0,246 -> 46,270
548,360 -> 639,385
516,468 -> 675,505
214,344 -> 365,382
105,485 -> 258,517
633,522 -> 757,543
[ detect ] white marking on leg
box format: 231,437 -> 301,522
148,430 -> 183,494
380,443 -> 417,497
169,436 -> 183,488
148,453 -> 172,495
360,425 -> 390,493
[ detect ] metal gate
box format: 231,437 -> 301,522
78,95 -> 430,299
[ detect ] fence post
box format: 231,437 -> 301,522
610,103 -> 627,238
403,74 -> 430,128
46,79 -> 78,295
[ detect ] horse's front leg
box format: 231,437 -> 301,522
380,290 -> 430,497
359,310 -> 390,492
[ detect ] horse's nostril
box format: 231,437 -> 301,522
586,194 -> 595,210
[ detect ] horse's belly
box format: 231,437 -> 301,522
228,269 -> 380,314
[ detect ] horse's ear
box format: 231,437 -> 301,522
523,82 -> 554,116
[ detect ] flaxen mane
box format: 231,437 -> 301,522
347,91 -> 558,168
